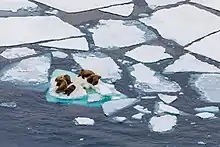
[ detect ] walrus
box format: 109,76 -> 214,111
55,74 -> 74,95
87,74 -> 101,86
78,69 -> 95,79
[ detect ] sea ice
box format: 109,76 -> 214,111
158,94 -> 177,104
74,117 -> 95,126
72,53 -> 121,81
87,93 -> 102,102
125,45 -> 172,63
102,98 -> 138,116
0,0 -> 37,12
100,4 -> 134,16
195,112 -> 215,119
198,141 -> 206,145
40,37 -> 89,51
163,54 -> 220,73
139,4 -> 220,46
131,113 -> 144,120
0,102 -> 17,108
131,63 -> 181,93
0,54 -> 51,87
1,47 -> 36,59
0,16 -> 83,47
192,74 -> 220,103
145,0 -> 182,9
89,20 -> 147,48
155,102 -> 180,115
112,116 -> 127,122
52,51 -> 68,58
34,0 -> 131,13
194,106 -> 219,113
141,96 -> 157,99
185,32 -> 220,63
191,0 -> 220,11
149,114 -> 177,132
134,105 -> 151,114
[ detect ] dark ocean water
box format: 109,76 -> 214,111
1,0 -> 220,147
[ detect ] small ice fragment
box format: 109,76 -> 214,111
195,112 -> 215,119
134,105 -> 151,113
198,141 -> 206,145
74,117 -> 95,126
0,102 -> 17,108
52,51 -> 68,58
141,96 -> 157,99
195,106 -> 219,113
112,116 -> 127,123
1,47 -> 36,59
149,114 -> 177,132
102,98 -> 138,116
155,102 -> 180,115
79,138 -> 84,141
132,113 -> 144,120
158,94 -> 177,104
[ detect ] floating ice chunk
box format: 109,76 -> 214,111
74,117 -> 95,126
195,112 -> 215,119
132,113 -> 144,120
195,106 -> 219,113
145,0 -> 182,9
100,4 -> 134,16
141,96 -> 157,99
102,98 -> 138,116
192,74 -> 220,103
0,54 -> 50,86
163,54 -> 220,73
112,116 -> 127,122
52,51 -> 68,58
34,0 -> 131,13
0,0 -> 37,12
89,20 -> 146,48
40,37 -> 89,51
131,63 -> 181,92
45,10 -> 58,15
139,4 -> 220,46
185,32 -> 220,63
155,102 -> 180,115
198,141 -> 206,145
158,94 -> 177,104
125,45 -> 172,63
0,102 -> 17,108
0,16 -> 83,47
149,115 -> 177,132
134,105 -> 151,114
88,93 -> 102,102
191,0 -> 220,11
1,47 -> 36,59
73,53 -> 121,80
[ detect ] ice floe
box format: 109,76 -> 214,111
134,105 -> 151,114
141,96 -> 157,99
195,106 -> 219,113
185,32 -> 220,63
100,4 -> 134,16
40,37 -> 89,51
191,0 -> 220,11
0,16 -> 83,47
158,94 -> 177,104
149,114 -> 177,132
132,113 -> 144,120
0,102 -> 17,108
52,51 -> 68,58
1,47 -> 36,59
155,102 -> 180,115
145,0 -> 182,9
195,112 -> 215,119
125,45 -> 172,63
139,4 -> 220,46
130,63 -> 181,93
72,53 -> 121,81
163,54 -> 220,73
0,54 -> 51,87
112,116 -> 127,122
74,117 -> 95,126
102,98 -> 138,116
198,141 -> 206,145
192,74 -> 220,103
0,0 -> 37,12
89,20 -> 147,48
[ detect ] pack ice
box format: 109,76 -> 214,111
0,54 -> 51,91
34,0 -> 132,13
0,16 -> 83,47
191,0 -> 220,11
163,54 -> 220,73
144,0 -> 182,9
100,4 -> 134,16
139,4 -> 220,46
89,20 -> 151,48
130,63 -> 181,93
1,47 -> 36,59
0,0 -> 37,12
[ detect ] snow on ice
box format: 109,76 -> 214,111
144,0 -> 183,9
191,0 -> 220,11
139,4 -> 220,46
100,4 -> 134,16
125,45 -> 172,63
